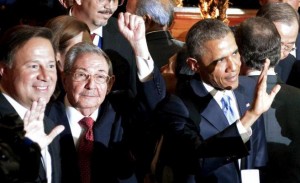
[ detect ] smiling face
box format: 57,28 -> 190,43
196,33 -> 241,90
0,37 -> 57,109
63,52 -> 113,116
74,0 -> 118,31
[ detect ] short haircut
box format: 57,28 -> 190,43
64,42 -> 113,76
45,15 -> 91,55
256,2 -> 299,26
0,25 -> 55,68
186,18 -> 233,61
235,17 -> 281,70
135,0 -> 175,27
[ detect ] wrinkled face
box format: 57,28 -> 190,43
75,0 -> 118,31
274,21 -> 299,59
197,33 -> 241,90
0,38 -> 57,109
63,52 -> 113,113
126,0 -> 138,13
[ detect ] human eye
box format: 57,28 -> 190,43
27,64 -> 39,69
74,72 -> 87,80
95,74 -> 108,83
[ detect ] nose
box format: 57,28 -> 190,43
85,75 -> 97,89
37,67 -> 50,81
103,0 -> 117,8
227,57 -> 238,72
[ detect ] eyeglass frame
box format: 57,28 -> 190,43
281,42 -> 296,53
71,70 -> 111,84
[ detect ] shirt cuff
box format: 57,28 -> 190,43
236,120 -> 252,143
136,55 -> 154,82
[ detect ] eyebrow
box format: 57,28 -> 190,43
212,48 -> 239,63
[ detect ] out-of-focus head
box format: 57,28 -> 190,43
257,2 -> 299,59
0,25 -> 57,109
186,19 -> 240,91
72,0 -> 125,31
63,42 -> 115,116
235,17 -> 281,74
259,0 -> 299,10
135,0 -> 175,29
45,15 -> 91,73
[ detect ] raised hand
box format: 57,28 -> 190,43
118,12 -> 150,59
241,59 -> 281,129
24,98 -> 64,149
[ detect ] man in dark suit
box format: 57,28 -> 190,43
154,19 -> 280,183
70,0 -> 138,94
46,13 -> 166,183
130,0 -> 185,69
256,2 -> 299,83
0,25 -> 64,183
236,16 -> 300,183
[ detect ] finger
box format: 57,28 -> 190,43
269,84 -> 281,100
45,125 -> 65,145
117,12 -> 125,30
258,58 -> 270,85
36,98 -> 46,122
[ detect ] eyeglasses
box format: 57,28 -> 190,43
72,71 -> 111,84
281,42 -> 296,53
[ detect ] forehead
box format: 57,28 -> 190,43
274,21 -> 299,41
72,52 -> 109,72
14,37 -> 55,62
201,33 -> 237,61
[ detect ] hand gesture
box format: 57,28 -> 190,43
24,98 -> 64,149
118,12 -> 150,58
241,59 -> 281,129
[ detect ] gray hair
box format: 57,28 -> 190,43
64,42 -> 113,76
136,0 -> 175,26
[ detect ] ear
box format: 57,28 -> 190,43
186,57 -> 199,72
106,75 -> 115,95
0,62 -> 6,77
56,53 -> 64,73
144,14 -> 153,29
74,0 -> 82,6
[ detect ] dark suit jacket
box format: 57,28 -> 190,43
46,67 -> 166,183
146,30 -> 185,68
249,74 -> 300,183
155,75 -> 267,183
0,93 -> 61,183
286,60 -> 300,88
275,54 -> 296,83
102,17 -> 137,95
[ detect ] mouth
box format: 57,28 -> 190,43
226,74 -> 238,82
35,86 -> 49,92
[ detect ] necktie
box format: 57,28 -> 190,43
78,117 -> 94,183
221,94 -> 236,124
91,33 -> 102,48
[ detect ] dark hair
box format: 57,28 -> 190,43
186,18 -> 233,61
235,17 -> 281,70
256,2 -> 299,26
0,25 -> 55,68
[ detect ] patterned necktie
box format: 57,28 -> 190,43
78,117 -> 94,183
221,94 -> 236,124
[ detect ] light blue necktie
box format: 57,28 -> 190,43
221,94 -> 236,124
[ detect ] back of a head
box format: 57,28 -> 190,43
186,18 -> 232,60
259,0 -> 299,11
135,0 -> 175,26
0,25 -> 54,67
257,2 -> 299,24
235,17 -> 281,70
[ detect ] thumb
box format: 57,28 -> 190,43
46,125 -> 65,145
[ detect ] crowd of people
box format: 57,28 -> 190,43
0,0 -> 299,183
